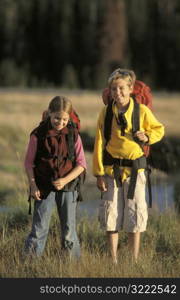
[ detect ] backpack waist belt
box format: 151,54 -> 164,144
103,149 -> 152,206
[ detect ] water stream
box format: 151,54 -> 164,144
77,173 -> 175,219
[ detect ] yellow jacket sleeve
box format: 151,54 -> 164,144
93,107 -> 106,176
140,105 -> 165,145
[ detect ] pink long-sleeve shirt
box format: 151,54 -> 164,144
24,134 -> 87,171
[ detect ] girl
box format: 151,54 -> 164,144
24,96 -> 86,259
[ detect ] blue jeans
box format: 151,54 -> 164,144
24,190 -> 80,259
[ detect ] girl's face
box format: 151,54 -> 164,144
50,111 -> 69,131
110,78 -> 133,109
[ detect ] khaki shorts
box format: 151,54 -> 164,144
99,172 -> 148,232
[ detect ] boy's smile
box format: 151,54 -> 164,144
110,78 -> 133,109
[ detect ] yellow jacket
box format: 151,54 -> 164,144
93,98 -> 165,181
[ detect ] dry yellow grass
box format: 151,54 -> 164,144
153,92 -> 180,137
0,211 -> 179,278
0,89 -> 103,135
0,89 -> 179,137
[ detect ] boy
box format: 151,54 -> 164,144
93,68 -> 164,263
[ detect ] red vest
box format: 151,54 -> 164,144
32,119 -> 78,198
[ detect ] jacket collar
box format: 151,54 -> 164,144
46,120 -> 69,137
112,97 -> 134,119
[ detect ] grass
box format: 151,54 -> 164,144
0,88 -> 180,278
0,88 -> 180,136
0,210 -> 179,278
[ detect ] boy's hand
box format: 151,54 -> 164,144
134,131 -> 149,143
97,176 -> 108,192
52,178 -> 67,190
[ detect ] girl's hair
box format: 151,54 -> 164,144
108,68 -> 136,87
48,96 -> 72,114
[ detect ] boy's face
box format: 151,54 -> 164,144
110,78 -> 133,109
50,111 -> 69,131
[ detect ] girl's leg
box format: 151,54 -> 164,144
56,190 -> 80,259
24,192 -> 56,256
128,232 -> 141,262
107,231 -> 119,264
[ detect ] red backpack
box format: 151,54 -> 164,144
42,109 -> 81,131
102,80 -> 153,157
132,80 -> 152,110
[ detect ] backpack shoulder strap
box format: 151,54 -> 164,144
104,99 -> 141,145
131,97 -> 140,135
67,122 -> 77,161
104,102 -> 113,145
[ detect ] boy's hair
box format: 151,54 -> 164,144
48,96 -> 72,114
108,68 -> 136,87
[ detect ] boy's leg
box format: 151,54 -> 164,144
123,171 -> 148,261
56,190 -> 80,259
128,232 -> 141,262
24,192 -> 56,256
107,231 -> 119,264
99,175 -> 124,263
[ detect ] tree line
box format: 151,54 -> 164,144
0,0 -> 180,90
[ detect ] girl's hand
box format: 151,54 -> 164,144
30,183 -> 41,201
52,178 -> 67,190
134,131 -> 149,143
97,176 -> 108,192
